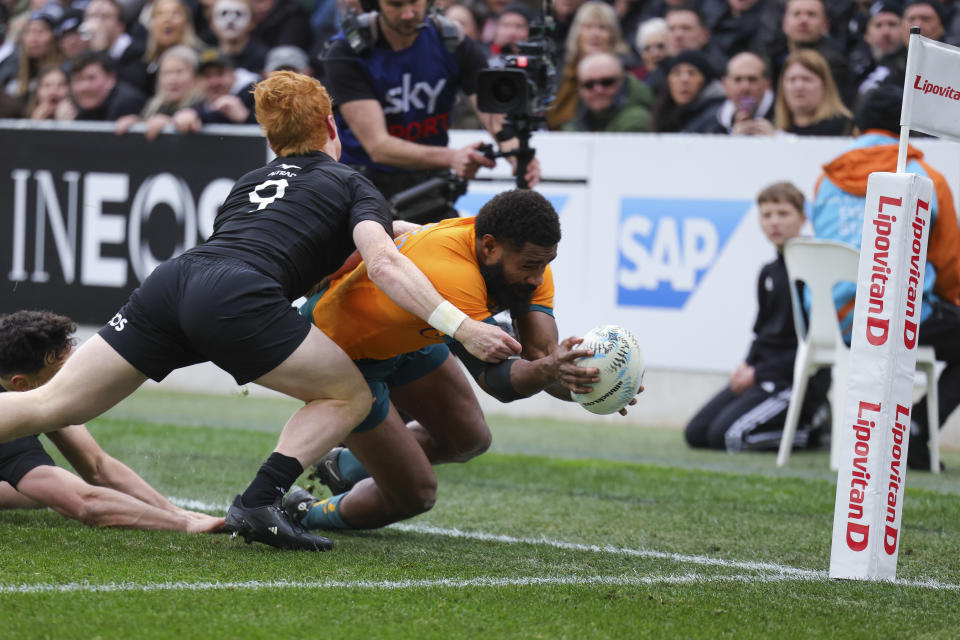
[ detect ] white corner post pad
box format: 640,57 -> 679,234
829,172 -> 933,581
428,300 -> 469,337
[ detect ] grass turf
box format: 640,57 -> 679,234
2,389 -> 960,639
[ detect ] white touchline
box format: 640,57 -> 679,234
390,523 -> 822,577
0,573 -> 841,595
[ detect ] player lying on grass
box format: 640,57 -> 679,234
0,310 -> 223,532
284,189 -> 643,531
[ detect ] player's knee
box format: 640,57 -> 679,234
449,421 -> 491,463
393,480 -> 437,518
461,427 -> 492,462
684,423 -> 708,448
340,386 -> 374,425
71,486 -> 120,527
70,494 -> 102,526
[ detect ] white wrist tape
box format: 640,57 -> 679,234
428,300 -> 468,337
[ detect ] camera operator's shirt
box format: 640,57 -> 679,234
309,216 -> 555,360
324,20 -> 489,174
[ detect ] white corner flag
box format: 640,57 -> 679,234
827,29 -> 955,581
900,34 -> 960,143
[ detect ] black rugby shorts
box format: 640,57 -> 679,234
0,436 -> 56,487
98,254 -> 311,384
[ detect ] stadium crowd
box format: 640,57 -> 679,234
0,0 -> 957,135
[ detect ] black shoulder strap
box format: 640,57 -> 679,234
341,11 -> 379,56
429,13 -> 463,55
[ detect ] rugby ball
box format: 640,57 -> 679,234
571,325 -> 644,415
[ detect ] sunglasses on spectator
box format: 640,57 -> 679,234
643,42 -> 666,52
580,76 -> 620,90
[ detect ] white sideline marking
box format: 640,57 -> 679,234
0,573 -> 839,595
391,523 -> 821,578
3,571 -> 960,596
170,497 -> 228,512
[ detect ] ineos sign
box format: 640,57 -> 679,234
0,123 -> 265,323
7,169 -> 234,287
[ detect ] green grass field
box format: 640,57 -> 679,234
3,389 -> 960,639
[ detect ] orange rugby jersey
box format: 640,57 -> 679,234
311,216 -> 555,360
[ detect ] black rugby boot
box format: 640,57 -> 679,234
306,447 -> 353,495
281,486 -> 320,524
225,495 -> 333,551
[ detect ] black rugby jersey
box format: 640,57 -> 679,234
189,151 -> 393,300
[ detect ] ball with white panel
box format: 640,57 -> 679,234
571,325 -> 645,415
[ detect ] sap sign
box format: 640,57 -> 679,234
617,198 -> 750,308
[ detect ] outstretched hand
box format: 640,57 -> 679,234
186,513 -> 226,533
552,336 -> 600,394
617,385 -> 645,416
454,319 -> 521,362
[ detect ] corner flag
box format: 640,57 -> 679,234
901,34 -> 960,142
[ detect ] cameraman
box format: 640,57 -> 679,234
322,0 -> 540,221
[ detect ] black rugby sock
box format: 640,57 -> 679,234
240,452 -> 303,508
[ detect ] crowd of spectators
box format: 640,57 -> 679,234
0,0 -> 957,137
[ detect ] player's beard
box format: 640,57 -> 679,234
479,260 -> 536,318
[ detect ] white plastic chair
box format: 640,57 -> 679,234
775,238 -> 940,473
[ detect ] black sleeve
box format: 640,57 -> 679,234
239,82 -> 258,123
108,83 -> 147,119
323,39 -> 379,105
453,36 -> 489,96
347,170 -> 394,236
447,341 -> 487,379
753,349 -> 796,384
744,267 -> 765,366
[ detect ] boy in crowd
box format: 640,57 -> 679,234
685,182 -> 828,451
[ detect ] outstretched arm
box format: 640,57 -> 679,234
15,465 -> 223,532
489,311 -> 597,400
46,425 -> 188,514
353,220 -> 521,362
452,311 -> 643,413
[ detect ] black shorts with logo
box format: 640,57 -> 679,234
98,253 -> 311,384
0,436 -> 55,487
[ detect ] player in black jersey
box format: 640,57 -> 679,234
0,72 -> 520,551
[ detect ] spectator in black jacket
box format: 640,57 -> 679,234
250,0 -> 313,53
701,0 -> 768,59
850,2 -> 903,104
651,48 -> 726,132
685,181 -> 829,452
713,50 -> 776,135
171,47 -> 257,131
68,51 -> 147,122
664,3 -> 728,77
82,0 -> 148,92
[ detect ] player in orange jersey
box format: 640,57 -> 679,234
285,189 -> 642,531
